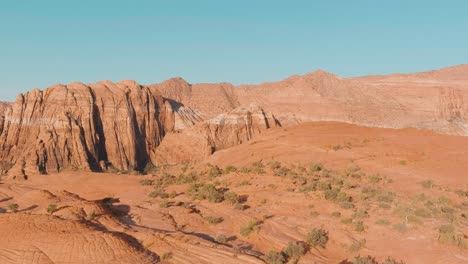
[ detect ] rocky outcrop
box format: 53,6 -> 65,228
155,104 -> 280,164
0,81 -> 172,178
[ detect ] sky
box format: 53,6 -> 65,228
1,0 -> 468,101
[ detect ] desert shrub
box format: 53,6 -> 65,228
310,211 -> 320,217
177,172 -> 198,184
159,200 -> 170,208
324,189 -> 349,202
160,252 -> 172,260
382,258 -> 406,264
264,250 -> 286,264
233,202 -> 248,210
215,234 -> 227,244
317,181 -> 332,191
414,207 -> 431,218
305,228 -> 329,248
345,164 -> 362,177
139,179 -> 154,186
224,191 -> 239,205
346,256 -> 406,264
148,187 -> 169,199
203,216 -> 224,225
240,220 -> 261,237
324,189 -> 339,201
438,224 -> 467,248
237,180 -> 251,186
420,180 -> 434,189
188,183 -> 224,203
360,186 -> 378,200
299,183 -> 317,192
353,221 -> 366,232
251,161 -> 266,174
224,165 -> 238,174
309,163 -> 323,172
348,239 -> 366,252
351,255 -> 378,264
376,192 -> 395,203
352,208 -> 369,219
368,175 -> 383,184
143,162 -> 158,174
274,167 -> 291,177
268,161 -> 282,170
7,203 -> 18,213
207,164 -> 222,179
331,211 -> 342,217
340,201 -> 355,209
341,218 -> 353,224
375,219 -> 391,225
47,204 -> 57,214
378,202 -> 391,209
154,173 -> 176,187
86,210 -> 97,220
283,241 -> 306,262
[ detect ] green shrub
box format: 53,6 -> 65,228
159,200 -> 170,208
86,210 -> 97,220
331,211 -> 342,217
47,204 -> 57,214
274,167 -> 291,177
251,161 -> 266,174
268,161 -> 282,170
224,192 -> 239,205
352,208 -> 369,219
233,202 -> 247,210
188,183 -> 224,203
264,251 -> 286,264
341,218 -> 353,224
353,221 -> 366,232
203,216 -> 224,225
7,203 -> 18,213
368,175 -> 382,184
215,234 -> 228,244
305,228 -> 329,248
208,164 -> 222,179
420,180 -> 433,189
340,201 -> 355,209
177,172 -> 198,184
283,241 -> 306,262
317,181 -> 332,191
376,192 -> 395,203
309,163 -> 323,172
375,219 -> 391,225
139,179 -> 154,186
148,187 -> 169,199
348,239 -> 366,252
438,224 -> 467,248
351,255 -> 378,264
240,220 -> 262,236
224,165 -> 238,174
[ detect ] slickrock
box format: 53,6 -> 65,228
0,214 -> 158,264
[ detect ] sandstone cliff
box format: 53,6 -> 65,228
154,104 -> 280,164
0,81 -> 172,178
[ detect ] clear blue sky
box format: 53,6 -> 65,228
1,0 -> 468,101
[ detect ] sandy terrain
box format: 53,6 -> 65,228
1,122 -> 466,263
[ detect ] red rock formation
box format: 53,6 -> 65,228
0,81 -> 172,178
155,104 -> 280,164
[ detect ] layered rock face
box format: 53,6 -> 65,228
0,81 -> 172,178
154,104 -> 280,164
